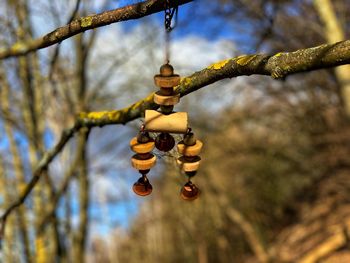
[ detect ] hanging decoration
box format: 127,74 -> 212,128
129,0 -> 203,200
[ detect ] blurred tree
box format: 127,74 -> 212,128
0,0 -> 349,263
87,1 -> 350,263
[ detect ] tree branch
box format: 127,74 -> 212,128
0,40 -> 349,242
79,40 -> 350,126
0,123 -> 82,241
0,0 -> 193,60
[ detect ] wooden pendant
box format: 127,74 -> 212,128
129,63 -> 204,199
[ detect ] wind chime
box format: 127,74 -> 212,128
129,0 -> 202,201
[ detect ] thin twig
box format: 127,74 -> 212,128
48,0 -> 82,81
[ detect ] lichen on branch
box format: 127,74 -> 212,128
79,40 -> 350,126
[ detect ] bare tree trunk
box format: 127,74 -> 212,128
314,0 -> 350,116
0,158 -> 19,263
72,29 -> 92,262
0,64 -> 32,263
73,128 -> 90,262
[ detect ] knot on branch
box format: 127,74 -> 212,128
271,66 -> 287,80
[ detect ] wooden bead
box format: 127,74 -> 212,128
183,132 -> 196,146
185,171 -> 197,177
160,64 -> 174,76
177,156 -> 201,172
154,74 -> 180,88
155,132 -> 175,152
160,105 -> 174,114
130,137 -> 155,154
177,140 -> 203,156
145,110 -> 188,134
133,176 -> 152,196
154,91 -> 180,106
180,182 -> 200,201
137,131 -> 151,143
131,154 -> 156,170
160,87 -> 174,96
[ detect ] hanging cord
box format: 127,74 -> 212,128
164,0 -> 178,63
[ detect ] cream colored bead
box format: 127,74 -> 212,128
177,156 -> 201,172
144,110 -> 188,134
177,140 -> 203,156
131,154 -> 156,170
129,137 -> 155,154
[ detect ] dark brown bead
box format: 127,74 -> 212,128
183,132 -> 196,146
185,171 -> 197,177
137,131 -> 151,143
180,181 -> 200,201
159,87 -> 174,96
133,176 -> 152,196
139,169 -> 150,175
136,153 -> 153,160
155,133 -> 175,152
160,105 -> 174,115
160,63 -> 174,77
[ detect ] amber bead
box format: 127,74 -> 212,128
133,176 -> 153,196
180,181 -> 200,201
155,132 -> 175,152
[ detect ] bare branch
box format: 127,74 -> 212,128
79,40 -> 350,126
0,39 -> 349,241
0,0 -> 193,60
0,123 -> 82,240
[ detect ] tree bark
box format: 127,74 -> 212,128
314,0 -> 350,116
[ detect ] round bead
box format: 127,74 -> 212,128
130,137 -> 155,154
155,133 -> 175,152
185,171 -> 197,177
160,87 -> 174,96
160,64 -> 174,76
177,156 -> 201,172
183,132 -> 196,146
160,105 -> 174,114
180,182 -> 200,201
139,169 -> 150,175
177,140 -> 203,157
137,131 -> 151,143
133,176 -> 152,196
131,154 -> 156,170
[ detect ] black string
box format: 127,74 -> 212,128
164,0 -> 179,63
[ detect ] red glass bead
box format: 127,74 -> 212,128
180,181 -> 200,201
132,176 -> 152,196
155,132 -> 175,152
